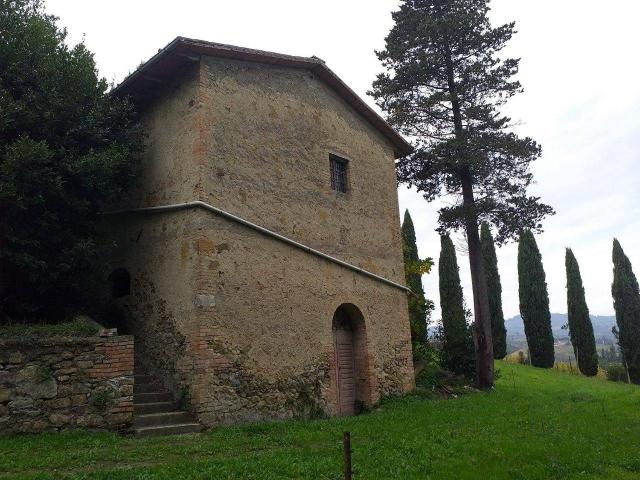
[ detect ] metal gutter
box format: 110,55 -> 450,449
104,200 -> 414,296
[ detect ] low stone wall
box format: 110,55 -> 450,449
0,335 -> 134,435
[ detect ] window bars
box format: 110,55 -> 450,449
330,155 -> 348,193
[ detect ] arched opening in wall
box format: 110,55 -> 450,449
332,303 -> 371,416
104,268 -> 132,334
108,268 -> 130,298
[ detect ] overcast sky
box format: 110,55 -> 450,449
46,0 -> 640,319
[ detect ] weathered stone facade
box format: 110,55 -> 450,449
108,38 -> 414,427
0,336 -> 134,435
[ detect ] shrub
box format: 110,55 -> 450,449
91,388 -> 113,412
554,362 -> 580,376
0,317 -> 99,337
414,364 -> 473,398
606,363 -> 628,383
0,0 -> 144,321
518,351 -> 527,365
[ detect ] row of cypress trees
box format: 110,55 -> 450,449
486,229 -> 600,375
401,213 -> 509,375
519,234 -> 640,383
404,209 -> 640,383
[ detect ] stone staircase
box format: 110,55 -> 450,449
133,366 -> 202,437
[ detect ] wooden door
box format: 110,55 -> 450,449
334,326 -> 356,416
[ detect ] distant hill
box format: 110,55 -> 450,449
427,313 -> 617,355
505,313 -> 616,345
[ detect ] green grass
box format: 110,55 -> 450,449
0,318 -> 99,338
1,362 -> 640,479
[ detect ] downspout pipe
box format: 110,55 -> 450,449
103,200 -> 416,297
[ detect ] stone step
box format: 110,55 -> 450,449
134,374 -> 155,384
133,411 -> 193,428
134,401 -> 177,415
134,423 -> 203,437
134,391 -> 173,403
134,382 -> 164,394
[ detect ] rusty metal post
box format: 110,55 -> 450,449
343,431 -> 352,480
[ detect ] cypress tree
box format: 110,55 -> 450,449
439,235 -> 474,377
480,224 -> 507,359
611,239 -> 640,383
401,210 -> 432,347
565,248 -> 598,376
517,230 -> 554,368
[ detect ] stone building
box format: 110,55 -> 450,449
108,37 -> 415,429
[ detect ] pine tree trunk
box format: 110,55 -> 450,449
461,169 -> 494,389
444,44 -> 494,389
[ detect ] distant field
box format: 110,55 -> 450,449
507,341 -> 617,364
2,362 -> 640,479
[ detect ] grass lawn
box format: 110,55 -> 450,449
2,361 -> 640,479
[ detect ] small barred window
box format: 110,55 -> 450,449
330,154 -> 348,193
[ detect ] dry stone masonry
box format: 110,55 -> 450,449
0,336 -> 134,435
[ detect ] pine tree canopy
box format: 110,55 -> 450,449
565,248 -> 598,376
370,0 -> 554,244
438,234 -> 474,376
517,230 -> 554,368
0,0 -> 144,321
611,239 -> 640,383
401,210 -> 434,346
480,223 -> 506,359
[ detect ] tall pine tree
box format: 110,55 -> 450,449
371,0 -> 554,388
611,239 -> 640,383
439,235 -> 474,377
565,248 -> 598,376
401,211 -> 434,348
517,230 -> 554,368
480,224 -> 507,359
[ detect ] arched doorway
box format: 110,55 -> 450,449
332,304 -> 370,416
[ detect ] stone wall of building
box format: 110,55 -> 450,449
195,56 -> 406,284
106,64 -> 202,398
184,210 -> 413,426
0,336 -> 134,435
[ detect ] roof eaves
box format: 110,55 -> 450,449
113,37 -> 413,158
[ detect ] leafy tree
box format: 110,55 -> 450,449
371,0 -> 554,388
401,210 -> 435,351
565,248 -> 598,376
438,234 -> 475,377
480,223 -> 506,359
611,239 -> 640,383
0,0 -> 143,321
517,230 -> 554,368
